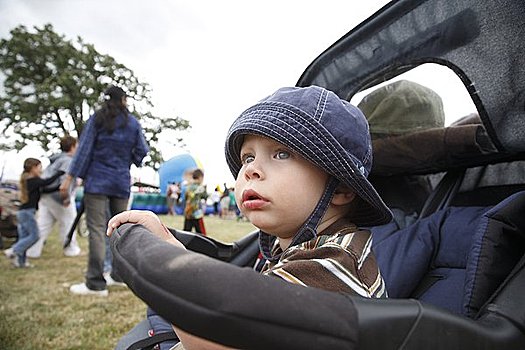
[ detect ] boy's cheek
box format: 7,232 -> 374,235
235,195 -> 243,211
234,178 -> 244,202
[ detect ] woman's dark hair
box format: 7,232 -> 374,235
95,86 -> 129,133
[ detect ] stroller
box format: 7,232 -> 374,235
113,0 -> 525,348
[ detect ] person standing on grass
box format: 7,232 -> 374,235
166,182 -> 180,215
219,187 -> 231,218
26,135 -> 82,258
5,158 -> 64,268
183,169 -> 208,235
210,186 -> 221,216
61,85 -> 149,297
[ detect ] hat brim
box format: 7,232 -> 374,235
226,102 -> 392,227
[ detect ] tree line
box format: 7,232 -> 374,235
0,24 -> 190,170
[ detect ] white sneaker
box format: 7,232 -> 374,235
10,254 -> 20,267
63,245 -> 81,257
104,272 -> 127,288
69,283 -> 108,297
4,247 -> 14,259
9,254 -> 34,268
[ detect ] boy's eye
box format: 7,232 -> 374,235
275,150 -> 290,160
241,154 -> 255,164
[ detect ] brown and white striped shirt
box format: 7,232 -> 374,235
261,218 -> 387,298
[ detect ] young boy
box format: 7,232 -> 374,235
182,169 -> 208,235
107,86 -> 392,349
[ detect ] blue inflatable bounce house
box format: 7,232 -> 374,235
130,153 -> 202,215
158,153 -> 201,196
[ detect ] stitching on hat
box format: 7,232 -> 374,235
259,101 -> 314,123
232,102 -> 366,177
248,107 -> 341,163
238,118 -> 335,171
312,88 -> 327,122
318,90 -> 328,123
245,107 -> 362,177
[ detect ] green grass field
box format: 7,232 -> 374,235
0,215 -> 255,350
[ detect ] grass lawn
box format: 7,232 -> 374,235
0,214 -> 255,350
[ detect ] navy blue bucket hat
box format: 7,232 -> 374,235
225,86 -> 392,227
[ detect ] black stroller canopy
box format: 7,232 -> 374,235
298,0 -> 525,154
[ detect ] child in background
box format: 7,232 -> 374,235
227,188 -> 238,218
182,169 -> 208,235
107,85 -> 393,349
26,135 -> 81,258
5,158 -> 64,268
166,182 -> 180,216
210,186 -> 221,216
219,188 -> 231,218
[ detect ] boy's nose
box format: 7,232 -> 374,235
244,161 -> 263,180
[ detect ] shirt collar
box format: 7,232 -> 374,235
258,216 -> 357,262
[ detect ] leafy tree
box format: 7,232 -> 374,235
0,24 -> 190,170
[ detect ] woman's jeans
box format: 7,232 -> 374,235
13,208 -> 38,265
84,193 -> 128,291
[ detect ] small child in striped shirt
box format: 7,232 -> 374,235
225,86 -> 391,297
108,85 -> 392,349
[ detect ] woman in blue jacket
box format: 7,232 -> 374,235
61,86 -> 149,296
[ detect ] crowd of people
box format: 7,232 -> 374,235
3,84 -> 241,281
4,86 -> 149,298
165,176 -> 243,227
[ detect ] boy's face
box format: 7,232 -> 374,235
235,135 -> 328,240
193,175 -> 203,184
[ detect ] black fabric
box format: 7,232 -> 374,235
115,230 -> 260,350
369,174 -> 432,217
451,185 -> 525,207
64,199 -> 84,248
479,252 -> 525,331
418,168 -> 465,219
353,297 -> 525,349
110,224 -> 358,350
463,191 -> 525,317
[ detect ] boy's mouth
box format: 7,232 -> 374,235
241,189 -> 269,209
242,189 -> 264,202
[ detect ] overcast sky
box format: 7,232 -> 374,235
0,0 -> 474,187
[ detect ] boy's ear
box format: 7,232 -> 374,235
331,187 -> 356,206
